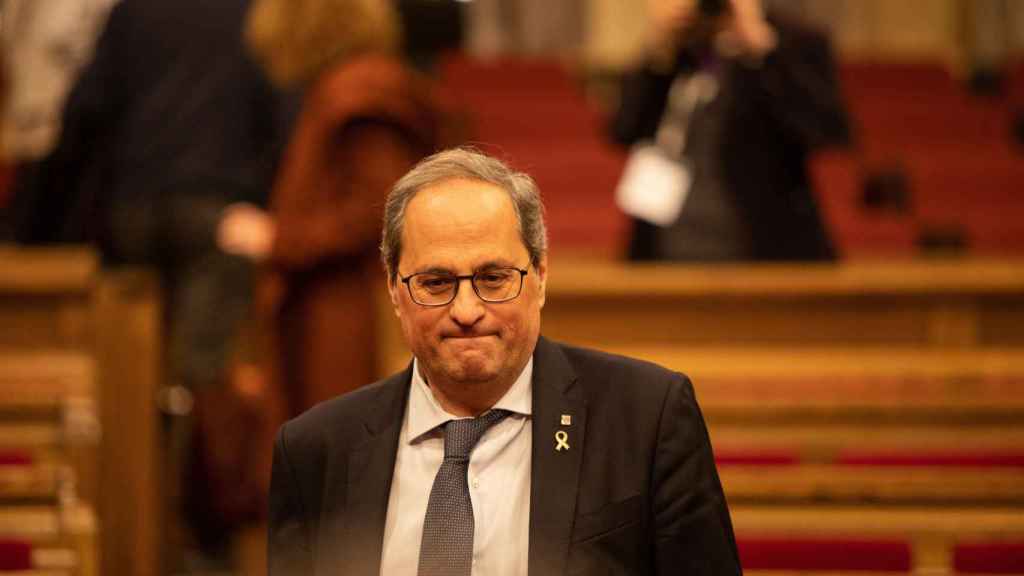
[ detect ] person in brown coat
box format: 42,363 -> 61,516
218,0 -> 447,449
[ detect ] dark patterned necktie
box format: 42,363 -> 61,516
418,409 -> 511,576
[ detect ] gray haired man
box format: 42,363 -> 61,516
268,147 -> 740,576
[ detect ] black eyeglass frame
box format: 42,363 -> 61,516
399,266 -> 530,307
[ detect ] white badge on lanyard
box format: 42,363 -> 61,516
615,71 -> 718,227
615,145 -> 693,227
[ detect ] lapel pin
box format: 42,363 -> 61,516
560,414 -> 572,426
555,430 -> 570,451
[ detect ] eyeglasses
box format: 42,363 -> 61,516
399,267 -> 529,307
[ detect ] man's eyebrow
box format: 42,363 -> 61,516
415,266 -> 455,275
411,260 -> 517,276
474,259 -> 516,271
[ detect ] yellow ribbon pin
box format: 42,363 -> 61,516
555,430 -> 570,451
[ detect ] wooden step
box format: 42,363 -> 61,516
720,464 -> 1024,505
0,461 -> 64,502
732,504 -> 1024,574
0,352 -> 95,415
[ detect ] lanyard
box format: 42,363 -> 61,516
654,70 -> 720,159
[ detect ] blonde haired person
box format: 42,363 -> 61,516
244,0 -> 401,88
217,0 -> 451,496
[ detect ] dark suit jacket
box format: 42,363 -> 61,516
268,336 -> 741,575
612,15 -> 850,262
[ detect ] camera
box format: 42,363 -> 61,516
698,0 -> 727,16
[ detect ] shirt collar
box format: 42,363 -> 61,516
407,356 -> 533,444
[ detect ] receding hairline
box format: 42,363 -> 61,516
397,176 -> 528,243
389,175 -> 538,279
382,147 -> 548,283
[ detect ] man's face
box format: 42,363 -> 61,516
388,178 -> 547,388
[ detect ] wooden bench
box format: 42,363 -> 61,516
731,504 -> 1024,574
0,246 -> 161,576
0,458 -> 66,503
377,258 -> 1024,375
719,462 -> 1024,506
0,505 -> 97,576
0,352 -> 99,505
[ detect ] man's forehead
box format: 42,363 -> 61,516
399,180 -> 529,270
410,177 -> 512,214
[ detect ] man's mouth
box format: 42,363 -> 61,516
443,333 -> 495,340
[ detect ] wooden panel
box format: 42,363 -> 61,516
0,424 -> 62,448
0,298 -> 92,349
376,259 -> 1024,375
93,271 -> 162,576
576,346 -> 1024,421
599,346 -> 1024,378
0,246 -> 98,295
0,462 -> 61,501
731,504 -> 1024,538
979,298 -> 1024,346
543,259 -> 1024,297
709,424 -> 1023,457
0,352 -> 96,411
721,465 -> 1024,505
542,294 -> 938,346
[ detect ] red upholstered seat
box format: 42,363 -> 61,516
0,451 -> 32,466
955,541 -> 1024,574
714,450 -> 801,467
438,54 -> 580,97
738,537 -> 912,572
0,540 -> 32,571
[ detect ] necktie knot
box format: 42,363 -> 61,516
443,409 -> 511,461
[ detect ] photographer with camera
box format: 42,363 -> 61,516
613,0 -> 849,262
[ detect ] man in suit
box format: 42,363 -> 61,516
268,148 -> 741,575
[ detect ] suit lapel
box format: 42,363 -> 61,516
320,366 -> 412,576
529,337 -> 586,576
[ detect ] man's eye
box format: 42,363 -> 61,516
478,271 -> 511,285
418,277 -> 455,292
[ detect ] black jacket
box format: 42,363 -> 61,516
268,336 -> 740,575
612,16 -> 849,261
14,0 -> 292,250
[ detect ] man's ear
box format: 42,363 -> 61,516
535,255 -> 548,309
387,275 -> 402,318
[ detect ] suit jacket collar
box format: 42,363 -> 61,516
330,336 -> 585,575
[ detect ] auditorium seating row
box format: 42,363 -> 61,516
438,54 -> 1024,259
376,256 -> 1024,574
0,247 -> 161,576
0,354 -> 98,575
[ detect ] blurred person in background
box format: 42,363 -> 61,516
0,0 -> 119,238
612,0 -> 849,261
1,0 -> 118,160
8,0 -> 293,565
217,0 -> 450,517
12,0 -> 289,395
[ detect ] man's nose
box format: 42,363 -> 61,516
449,278 -> 485,325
